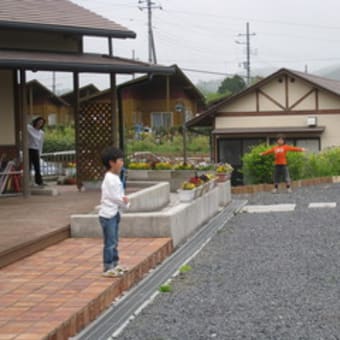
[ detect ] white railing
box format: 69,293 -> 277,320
40,150 -> 75,176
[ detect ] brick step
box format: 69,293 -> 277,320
0,226 -> 70,269
0,237 -> 173,339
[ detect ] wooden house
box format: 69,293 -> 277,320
81,65 -> 206,131
26,79 -> 70,125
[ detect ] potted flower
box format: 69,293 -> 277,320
215,163 -> 233,182
178,181 -> 196,202
64,161 -> 76,177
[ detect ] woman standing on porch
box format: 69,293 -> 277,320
27,116 -> 45,187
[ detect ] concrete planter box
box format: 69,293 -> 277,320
71,186 -> 221,247
218,180 -> 231,206
127,169 -> 197,192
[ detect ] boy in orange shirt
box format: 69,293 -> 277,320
260,135 -> 305,193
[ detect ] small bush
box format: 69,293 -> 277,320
242,144 -> 274,184
242,145 -> 340,184
43,125 -> 75,153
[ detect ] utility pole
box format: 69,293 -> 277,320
52,71 -> 56,94
138,0 -> 162,64
235,22 -> 256,85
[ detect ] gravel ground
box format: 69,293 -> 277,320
119,183 -> 340,340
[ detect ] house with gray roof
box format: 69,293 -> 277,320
187,68 -> 340,184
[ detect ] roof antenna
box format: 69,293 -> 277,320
304,64 -> 308,73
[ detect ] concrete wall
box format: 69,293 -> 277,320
0,70 -> 15,145
71,186 -> 222,247
127,170 -> 197,192
216,114 -> 340,149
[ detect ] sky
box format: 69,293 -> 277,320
28,0 -> 340,93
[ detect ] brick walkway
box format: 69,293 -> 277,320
0,237 -> 173,339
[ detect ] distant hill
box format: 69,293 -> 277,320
196,79 -> 224,94
315,64 -> 340,81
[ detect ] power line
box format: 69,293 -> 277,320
181,67 -> 246,79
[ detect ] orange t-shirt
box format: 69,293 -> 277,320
262,144 -> 304,165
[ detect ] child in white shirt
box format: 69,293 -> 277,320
98,147 -> 129,277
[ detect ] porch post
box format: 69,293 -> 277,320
166,75 -> 170,113
19,69 -> 30,197
110,73 -> 118,146
117,89 -> 125,152
72,72 -> 81,190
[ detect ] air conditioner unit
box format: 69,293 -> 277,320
307,116 -> 317,127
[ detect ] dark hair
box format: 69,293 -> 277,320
101,146 -> 124,169
32,116 -> 45,129
276,134 -> 286,143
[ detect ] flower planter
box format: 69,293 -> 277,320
65,168 -> 76,177
209,179 -> 217,190
216,173 -> 230,183
178,189 -> 196,202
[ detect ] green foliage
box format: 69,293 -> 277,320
242,144 -> 274,184
127,133 -> 209,156
286,152 -> 307,180
159,284 -> 172,293
205,91 -> 230,104
179,264 -> 192,274
242,144 -> 340,184
218,75 -> 246,95
43,125 -> 75,153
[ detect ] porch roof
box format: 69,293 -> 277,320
212,126 -> 325,136
0,50 -> 174,74
0,0 -> 135,38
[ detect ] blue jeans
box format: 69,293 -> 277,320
99,213 -> 120,272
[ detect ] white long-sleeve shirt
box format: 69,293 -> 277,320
98,171 -> 129,218
27,124 -> 44,154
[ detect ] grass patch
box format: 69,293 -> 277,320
179,264 -> 192,274
159,284 -> 172,293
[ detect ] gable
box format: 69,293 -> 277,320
219,92 -> 257,112
217,72 -> 340,114
318,90 -> 340,110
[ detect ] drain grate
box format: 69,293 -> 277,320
73,200 -> 247,340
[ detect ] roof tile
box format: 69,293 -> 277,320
0,0 -> 135,37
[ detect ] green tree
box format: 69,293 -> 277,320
218,75 -> 246,95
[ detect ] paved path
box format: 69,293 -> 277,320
119,183 -> 340,340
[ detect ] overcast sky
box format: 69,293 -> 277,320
29,0 -> 340,92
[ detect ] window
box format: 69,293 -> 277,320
296,139 -> 320,153
48,113 -> 57,126
151,112 -> 172,130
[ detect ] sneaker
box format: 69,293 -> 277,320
287,188 -> 292,193
272,188 -> 278,194
115,265 -> 129,273
102,268 -> 124,278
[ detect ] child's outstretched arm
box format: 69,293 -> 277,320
286,146 -> 305,152
259,147 -> 274,156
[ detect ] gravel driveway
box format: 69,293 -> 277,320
119,183 -> 340,340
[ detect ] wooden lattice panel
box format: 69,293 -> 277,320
76,102 -> 113,183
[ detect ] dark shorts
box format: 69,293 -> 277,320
274,165 -> 290,184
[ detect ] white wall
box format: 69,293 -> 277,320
215,114 -> 340,149
0,70 -> 15,145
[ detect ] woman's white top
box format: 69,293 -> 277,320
99,171 -> 129,218
27,124 -> 44,154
